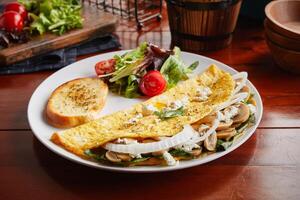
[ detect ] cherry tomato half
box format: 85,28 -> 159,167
139,70 -> 166,97
95,59 -> 116,76
0,11 -> 24,32
4,2 -> 27,21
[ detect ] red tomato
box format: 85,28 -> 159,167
0,11 -> 24,32
4,2 -> 27,21
139,70 -> 166,97
95,59 -> 116,76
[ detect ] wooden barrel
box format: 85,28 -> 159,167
166,0 -> 242,51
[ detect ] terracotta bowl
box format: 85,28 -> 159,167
265,0 -> 300,40
264,19 -> 300,51
266,38 -> 300,74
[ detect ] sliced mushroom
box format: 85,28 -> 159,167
105,151 -> 122,162
231,123 -> 241,128
192,114 -> 216,130
217,128 -> 237,140
241,85 -> 250,93
116,153 -> 133,162
204,132 -> 217,151
134,157 -> 163,166
105,151 -> 133,162
241,86 -> 250,102
216,119 -> 233,131
232,103 -> 250,124
191,147 -> 202,157
198,114 -> 217,124
248,97 -> 257,106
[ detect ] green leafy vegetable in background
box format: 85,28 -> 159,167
160,46 -> 199,89
19,0 -> 83,35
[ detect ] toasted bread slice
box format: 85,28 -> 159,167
46,78 -> 108,128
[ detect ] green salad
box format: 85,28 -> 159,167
95,42 -> 199,98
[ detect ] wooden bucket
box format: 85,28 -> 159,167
166,0 -> 242,51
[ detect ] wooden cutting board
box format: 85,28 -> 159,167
0,2 -> 118,66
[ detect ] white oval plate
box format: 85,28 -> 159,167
28,51 -> 263,173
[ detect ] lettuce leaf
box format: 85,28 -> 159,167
124,75 -> 140,98
160,46 -> 199,88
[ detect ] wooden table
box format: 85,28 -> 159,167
1,5 -> 299,200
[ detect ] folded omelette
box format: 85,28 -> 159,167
51,65 -> 235,156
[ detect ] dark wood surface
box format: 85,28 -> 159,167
0,2 -> 117,66
0,4 -> 300,200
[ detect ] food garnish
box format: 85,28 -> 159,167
95,43 -> 199,98
139,70 -> 167,97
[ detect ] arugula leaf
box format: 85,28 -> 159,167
154,106 -> 184,120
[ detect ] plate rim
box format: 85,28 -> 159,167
27,50 -> 263,173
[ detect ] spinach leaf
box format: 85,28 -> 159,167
169,149 -> 191,157
130,157 -> 150,163
216,139 -> 233,152
84,149 -> 107,161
